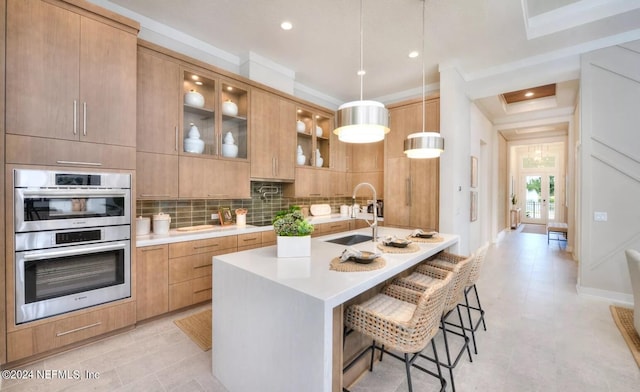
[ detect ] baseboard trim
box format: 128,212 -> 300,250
576,284 -> 633,306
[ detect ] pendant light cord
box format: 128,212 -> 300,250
421,0 -> 426,133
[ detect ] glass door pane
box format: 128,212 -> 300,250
547,175 -> 555,221
523,175 -> 545,223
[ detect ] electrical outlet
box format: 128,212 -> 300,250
211,213 -> 219,220
594,211 -> 607,222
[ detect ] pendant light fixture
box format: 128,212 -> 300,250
404,0 -> 444,158
333,0 -> 390,143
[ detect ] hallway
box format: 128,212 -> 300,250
350,228 -> 639,391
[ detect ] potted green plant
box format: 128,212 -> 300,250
273,206 -> 314,257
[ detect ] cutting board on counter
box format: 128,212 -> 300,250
310,204 -> 331,216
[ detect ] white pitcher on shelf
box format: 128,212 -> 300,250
315,148 -> 323,167
296,145 -> 306,165
221,131 -> 238,158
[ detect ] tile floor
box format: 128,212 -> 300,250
3,225 -> 639,391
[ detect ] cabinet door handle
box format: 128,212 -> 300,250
82,102 -> 87,136
194,288 -> 211,295
56,322 -> 102,337
242,237 -> 258,242
193,244 -> 219,250
73,100 -> 77,135
275,157 -> 279,176
56,160 -> 102,167
405,178 -> 411,207
207,194 -> 229,198
139,194 -> 171,198
193,264 -> 211,269
175,126 -> 179,151
141,246 -> 164,252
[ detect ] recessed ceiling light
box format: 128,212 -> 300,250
191,75 -> 199,81
297,109 -> 302,113
357,69 -> 366,76
195,81 -> 203,85
280,21 -> 293,30
524,91 -> 534,97
408,51 -> 419,58
226,86 -> 233,91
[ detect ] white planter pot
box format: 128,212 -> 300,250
276,235 -> 311,258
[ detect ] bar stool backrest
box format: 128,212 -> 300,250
467,244 -> 489,286
403,270 -> 454,353
421,252 -> 474,314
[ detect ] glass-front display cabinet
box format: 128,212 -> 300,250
220,79 -> 248,160
181,69 -> 248,160
295,107 -> 332,168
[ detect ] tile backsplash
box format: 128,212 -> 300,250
136,181 -> 372,229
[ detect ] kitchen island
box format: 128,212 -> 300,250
212,227 -> 459,392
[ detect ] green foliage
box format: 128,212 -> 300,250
273,206 -> 314,237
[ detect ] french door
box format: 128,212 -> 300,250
521,174 -> 556,224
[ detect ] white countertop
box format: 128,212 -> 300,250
135,213 -> 382,247
213,227 -> 458,308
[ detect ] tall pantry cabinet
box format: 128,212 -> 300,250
384,96 -> 440,230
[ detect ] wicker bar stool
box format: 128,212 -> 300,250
393,254 -> 474,392
343,268 -> 454,392
428,244 -> 489,355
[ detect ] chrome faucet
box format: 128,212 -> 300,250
352,182 -> 378,242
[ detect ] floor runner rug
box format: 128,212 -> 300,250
174,309 -> 212,351
610,305 -> 640,368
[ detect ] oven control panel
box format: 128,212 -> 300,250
56,230 -> 102,245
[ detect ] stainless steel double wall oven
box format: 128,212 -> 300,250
13,169 -> 132,324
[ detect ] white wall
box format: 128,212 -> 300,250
439,68 -> 472,255
578,40 -> 640,303
440,68 -> 496,254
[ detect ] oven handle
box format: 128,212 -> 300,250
21,189 -> 128,198
22,243 -> 127,261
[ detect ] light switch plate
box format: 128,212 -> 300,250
594,211 -> 607,221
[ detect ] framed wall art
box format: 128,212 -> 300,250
470,191 -> 478,222
471,156 -> 478,188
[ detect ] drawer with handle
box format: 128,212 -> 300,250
168,235 -> 237,258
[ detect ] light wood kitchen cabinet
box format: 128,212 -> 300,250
136,152 -> 179,199
136,245 -> 169,321
168,235 -> 237,311
6,0 -> 137,148
137,47 -> 180,155
250,88 -> 296,181
312,221 -> 351,237
237,232 -> 263,251
350,140 -> 385,197
331,170 -> 350,197
384,96 -> 440,230
178,155 -> 250,199
7,301 -> 135,362
351,141 -> 384,172
296,106 -> 334,169
283,166 -> 331,197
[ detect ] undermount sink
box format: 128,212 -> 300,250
325,234 -> 373,245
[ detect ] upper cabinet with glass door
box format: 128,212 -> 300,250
220,79 -> 249,160
295,107 -> 332,169
181,70 -> 249,160
182,69 -> 217,156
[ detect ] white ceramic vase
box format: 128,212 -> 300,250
296,120 -> 306,133
316,126 -> 323,137
184,124 -> 204,153
184,90 -> 205,108
222,100 -> 238,116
